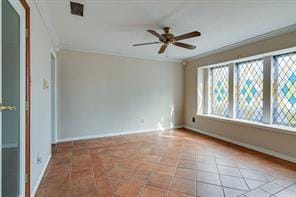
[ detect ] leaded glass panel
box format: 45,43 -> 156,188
236,59 -> 264,122
210,65 -> 229,117
273,52 -> 296,128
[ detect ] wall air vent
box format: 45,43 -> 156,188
70,1 -> 84,17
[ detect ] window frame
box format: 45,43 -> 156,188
197,46 -> 296,134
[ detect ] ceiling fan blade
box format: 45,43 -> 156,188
133,42 -> 160,46
147,30 -> 165,40
173,42 -> 196,50
174,31 -> 201,41
158,44 -> 168,54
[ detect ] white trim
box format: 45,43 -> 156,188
30,153 -> 51,197
186,24 -> 296,62
196,46 -> 296,69
197,68 -> 204,114
263,56 -> 273,124
196,114 -> 296,135
228,63 -> 235,118
184,125 -> 296,164
33,0 -> 59,47
59,46 -> 182,63
58,125 -> 184,142
50,48 -> 58,144
203,68 -> 210,114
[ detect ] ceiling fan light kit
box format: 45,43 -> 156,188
133,27 -> 201,54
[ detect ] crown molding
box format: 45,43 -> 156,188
185,24 -> 296,62
34,0 -> 60,47
58,44 -> 183,63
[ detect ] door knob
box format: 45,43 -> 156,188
0,104 -> 16,111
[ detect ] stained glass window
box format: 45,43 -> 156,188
273,52 -> 296,128
236,59 -> 264,122
210,65 -> 229,117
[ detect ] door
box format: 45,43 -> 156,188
1,0 -> 26,196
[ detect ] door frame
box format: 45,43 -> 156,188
50,48 -> 58,144
19,0 -> 31,196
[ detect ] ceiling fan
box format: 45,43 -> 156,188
133,27 -> 201,54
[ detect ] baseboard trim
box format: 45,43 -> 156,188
184,126 -> 296,164
31,153 -> 51,197
57,125 -> 184,143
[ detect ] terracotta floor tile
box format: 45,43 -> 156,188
197,171 -> 221,185
244,178 -> 266,190
107,166 -> 131,178
147,174 -> 172,189
175,168 -> 196,181
114,181 -> 143,196
288,184 -> 296,192
168,190 -> 194,197
70,168 -> 97,196
244,188 -> 270,197
260,182 -> 285,194
153,164 -> 176,176
36,174 -> 70,197
177,160 -> 196,170
196,182 -> 224,197
36,186 -> 69,197
216,158 -> 237,167
141,186 -> 168,197
275,189 -> 296,197
217,165 -> 242,177
44,163 -> 71,177
223,187 -> 246,197
197,162 -> 218,173
170,177 -> 195,196
240,169 -> 270,182
198,155 -> 216,164
220,175 -> 249,191
36,128 -> 296,196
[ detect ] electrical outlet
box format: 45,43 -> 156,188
192,117 -> 195,122
140,119 -> 144,123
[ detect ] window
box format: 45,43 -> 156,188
273,52 -> 296,127
210,65 -> 229,117
236,59 -> 264,122
199,47 -> 296,131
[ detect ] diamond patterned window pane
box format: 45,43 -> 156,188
273,52 -> 296,128
236,59 -> 264,122
210,65 -> 229,117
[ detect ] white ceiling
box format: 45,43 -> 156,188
37,0 -> 296,62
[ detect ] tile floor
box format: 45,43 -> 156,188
36,128 -> 296,197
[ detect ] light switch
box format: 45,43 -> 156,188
43,79 -> 49,90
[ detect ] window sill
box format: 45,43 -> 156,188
196,114 -> 296,136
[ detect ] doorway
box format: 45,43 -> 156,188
50,50 -> 57,144
1,0 -> 26,196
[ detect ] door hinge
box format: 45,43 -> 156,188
25,174 -> 28,183
26,101 -> 30,111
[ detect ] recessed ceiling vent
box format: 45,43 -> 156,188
70,1 -> 84,17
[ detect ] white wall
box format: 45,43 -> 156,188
58,50 -> 184,140
185,31 -> 296,161
28,0 -> 53,194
